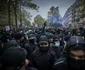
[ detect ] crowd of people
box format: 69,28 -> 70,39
0,26 -> 85,70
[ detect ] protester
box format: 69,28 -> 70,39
52,36 -> 85,70
29,35 -> 56,70
1,47 -> 38,70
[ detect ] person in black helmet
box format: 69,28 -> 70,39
29,35 -> 56,70
52,36 -> 85,70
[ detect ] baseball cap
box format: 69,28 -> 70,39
39,35 -> 48,43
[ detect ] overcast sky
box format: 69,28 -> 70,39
27,0 -> 76,22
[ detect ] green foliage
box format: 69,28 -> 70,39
48,6 -> 61,24
34,15 -> 45,26
0,0 -> 8,14
49,6 -> 59,16
0,0 -> 39,27
21,10 -> 32,26
50,6 -> 55,15
80,0 -> 85,13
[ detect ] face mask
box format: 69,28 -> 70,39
64,41 -> 66,44
55,43 -> 60,47
39,47 -> 49,52
29,39 -> 34,44
68,57 -> 85,69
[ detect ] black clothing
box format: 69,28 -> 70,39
50,46 -> 62,59
24,43 -> 38,59
52,57 -> 85,70
29,48 -> 56,70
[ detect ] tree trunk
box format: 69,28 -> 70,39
8,0 -> 11,27
20,4 -> 22,27
14,0 -> 17,29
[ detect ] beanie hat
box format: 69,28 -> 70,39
15,33 -> 23,40
66,36 -> 85,51
1,47 -> 27,69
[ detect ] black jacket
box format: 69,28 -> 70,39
52,57 -> 85,70
52,57 -> 68,70
24,43 -> 38,59
50,46 -> 62,59
29,48 -> 56,70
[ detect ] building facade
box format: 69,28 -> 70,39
62,0 -> 85,29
